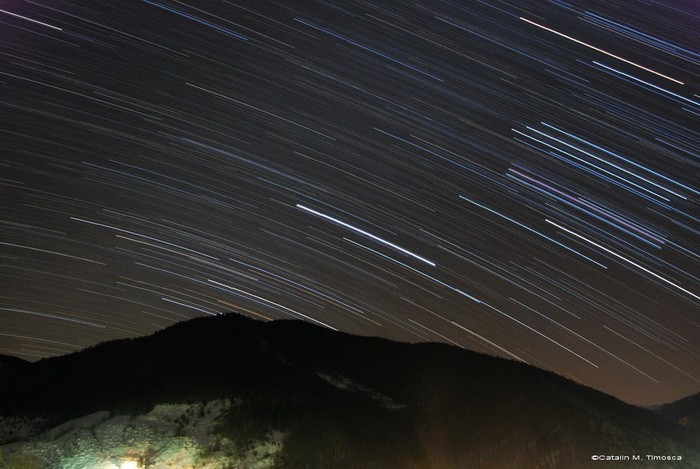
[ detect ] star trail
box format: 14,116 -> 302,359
1,0 -> 698,406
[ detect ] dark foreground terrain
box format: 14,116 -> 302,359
1,313 -> 698,468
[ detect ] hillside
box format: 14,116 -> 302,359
1,313 -> 698,468
0,355 -> 29,371
657,393 -> 700,432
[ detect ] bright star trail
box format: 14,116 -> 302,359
1,0 -> 698,406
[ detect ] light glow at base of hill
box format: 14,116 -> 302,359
1,400 -> 284,468
120,461 -> 140,469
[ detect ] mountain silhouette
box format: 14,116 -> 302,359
657,392 -> 700,432
0,355 -> 29,372
1,313 -> 698,468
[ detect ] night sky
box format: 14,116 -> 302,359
1,0 -> 698,406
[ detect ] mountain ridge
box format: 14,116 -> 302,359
656,392 -> 700,432
1,313 -> 698,468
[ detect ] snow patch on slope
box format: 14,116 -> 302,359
1,399 -> 284,468
317,371 -> 407,410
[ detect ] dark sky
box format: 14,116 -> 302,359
1,0 -> 698,406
